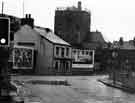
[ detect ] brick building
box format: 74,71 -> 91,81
54,1 -> 91,46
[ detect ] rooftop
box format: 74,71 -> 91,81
34,26 -> 70,46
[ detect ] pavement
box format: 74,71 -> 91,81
97,78 -> 135,94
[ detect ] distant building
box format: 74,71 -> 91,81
54,1 -> 91,46
119,40 -> 135,49
54,2 -> 108,73
111,40 -> 135,49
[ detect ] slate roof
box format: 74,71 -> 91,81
84,31 -> 105,43
120,41 -> 135,50
34,27 -> 70,46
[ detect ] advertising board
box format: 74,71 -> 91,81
13,46 -> 34,69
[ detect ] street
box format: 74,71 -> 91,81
11,75 -> 135,103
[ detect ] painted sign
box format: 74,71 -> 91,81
72,49 -> 94,68
13,46 -> 34,69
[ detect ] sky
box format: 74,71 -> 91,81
1,0 -> 135,42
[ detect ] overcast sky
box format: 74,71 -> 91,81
1,0 -> 135,42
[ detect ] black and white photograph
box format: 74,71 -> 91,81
0,0 -> 135,102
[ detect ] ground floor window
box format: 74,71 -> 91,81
55,61 -> 59,71
54,60 -> 71,73
60,61 -> 70,73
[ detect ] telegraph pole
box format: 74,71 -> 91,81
1,1 -> 4,14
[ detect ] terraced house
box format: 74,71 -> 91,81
35,26 -> 72,75
12,14 -> 72,75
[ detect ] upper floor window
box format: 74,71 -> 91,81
56,47 -> 59,56
66,48 -> 69,56
82,50 -> 84,55
61,48 -> 65,57
86,51 -> 89,55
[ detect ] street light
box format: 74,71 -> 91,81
111,49 -> 118,84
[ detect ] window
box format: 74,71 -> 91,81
77,50 -> 80,54
73,50 -> 76,54
82,50 -> 84,55
66,48 -> 69,56
89,51 -> 93,56
56,47 -> 59,56
66,62 -> 69,72
86,51 -> 89,55
55,61 -> 58,71
61,48 -> 65,57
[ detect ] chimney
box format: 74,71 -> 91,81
21,14 -> 34,28
78,1 -> 82,10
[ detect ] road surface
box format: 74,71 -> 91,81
11,75 -> 135,103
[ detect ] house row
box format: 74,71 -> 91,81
12,25 -> 72,75
9,15 -> 95,75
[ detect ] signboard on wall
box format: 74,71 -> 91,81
78,54 -> 93,64
72,49 -> 94,68
73,50 -> 94,64
13,46 -> 34,69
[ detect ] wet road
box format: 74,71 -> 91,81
12,75 -> 135,103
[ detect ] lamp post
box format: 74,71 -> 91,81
111,49 -> 118,84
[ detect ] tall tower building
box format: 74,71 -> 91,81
54,1 -> 91,46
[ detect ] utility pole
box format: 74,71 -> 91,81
111,49 -> 118,84
1,1 -> 4,14
23,0 -> 25,17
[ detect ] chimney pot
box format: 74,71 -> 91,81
78,1 -> 82,10
26,14 -> 28,18
29,14 -> 31,18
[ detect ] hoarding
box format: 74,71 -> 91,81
72,49 -> 94,68
13,46 -> 34,69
